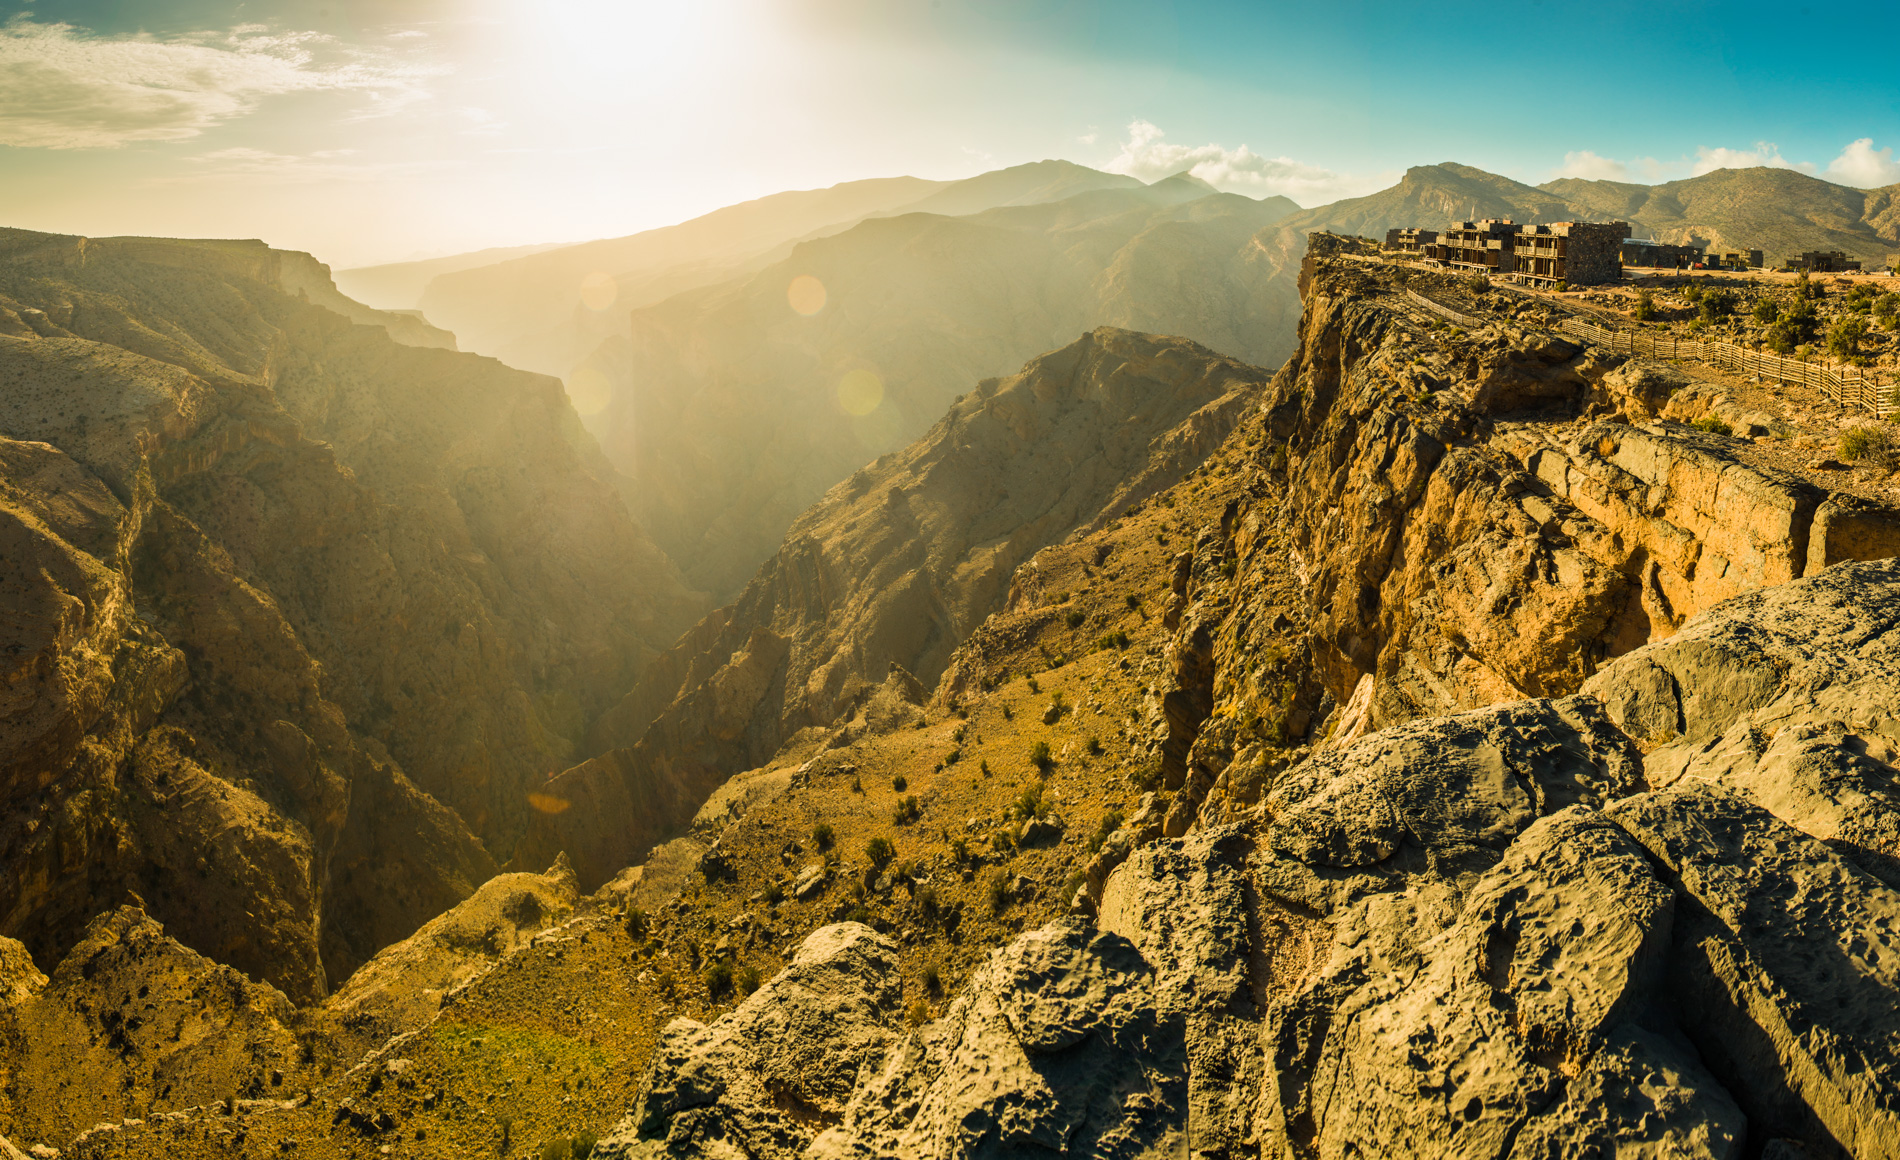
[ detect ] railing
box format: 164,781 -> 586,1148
1558,319 -> 1897,419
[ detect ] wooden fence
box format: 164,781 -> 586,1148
1401,289 -> 1896,419
1558,319 -> 1897,419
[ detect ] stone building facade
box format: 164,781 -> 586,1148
1384,227 -> 1438,255
1620,239 -> 1705,269
1790,251 -> 1861,272
1428,219 -> 1521,274
1509,221 -> 1630,285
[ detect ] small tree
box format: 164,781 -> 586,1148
1632,289 -> 1659,321
1698,289 -> 1735,322
1828,315 -> 1869,361
865,835 -> 896,869
1752,296 -> 1780,324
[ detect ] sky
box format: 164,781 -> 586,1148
2,0 -> 1898,268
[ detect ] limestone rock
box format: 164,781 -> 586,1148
1262,809 -> 1742,1160
595,922 -> 903,1159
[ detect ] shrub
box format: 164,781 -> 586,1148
907,997 -> 932,1027
949,837 -> 969,865
1124,592 -> 1141,609
1001,705 -> 1013,720
990,828 -> 1015,857
1698,288 -> 1735,321
1463,272 -> 1489,292
1026,676 -> 1040,694
1766,321 -> 1800,355
704,960 -> 734,997
987,873 -> 1012,914
915,884 -> 940,923
1087,809 -> 1125,854
737,964 -> 762,996
1691,416 -> 1733,436
1631,289 -> 1658,321
1840,425 -> 1899,469
893,795 -> 921,825
764,881 -> 785,904
1086,735 -> 1103,756
865,836 -> 896,868
978,758 -> 991,777
812,822 -> 835,851
922,959 -> 942,994
850,774 -> 863,793
1130,760 -> 1164,791
1553,280 -> 1569,292
1065,609 -> 1086,629
892,774 -> 908,792
1751,296 -> 1780,324
624,906 -> 648,938
1875,292 -> 1900,323
1682,282 -> 1704,304
573,1133 -> 598,1159
1828,315 -> 1869,360
1029,740 -> 1053,771
1095,631 -> 1130,651
1012,782 -> 1046,822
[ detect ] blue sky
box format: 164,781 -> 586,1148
2,0 -> 1897,266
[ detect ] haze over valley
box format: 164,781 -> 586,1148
4,3 -> 1900,1158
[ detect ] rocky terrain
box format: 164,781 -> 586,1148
0,227 -> 705,1015
5,234 -> 1900,1159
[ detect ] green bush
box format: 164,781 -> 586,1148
704,960 -> 734,997
812,822 -> 835,851
1691,416 -> 1733,436
1124,592 -> 1141,609
1752,296 -> 1779,324
1840,424 -> 1898,468
737,964 -> 762,996
989,828 -> 1015,857
922,959 -> 942,994
1012,782 -> 1046,821
1065,609 -> 1086,629
893,795 -> 921,824
892,774 -> 907,792
865,836 -> 895,868
1632,289 -> 1658,321
1828,315 -> 1869,360
1698,288 -> 1735,321
1875,292 -> 1900,322
624,906 -> 648,938
1025,676 -> 1039,694
1029,740 -> 1053,771
987,873 -> 1012,914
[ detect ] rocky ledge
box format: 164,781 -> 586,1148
605,558 -> 1900,1160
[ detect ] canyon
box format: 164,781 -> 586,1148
2,187 -> 1900,1159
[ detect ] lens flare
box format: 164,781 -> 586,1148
837,368 -> 883,416
565,366 -> 612,416
788,274 -> 827,316
527,792 -> 571,815
580,271 -> 618,311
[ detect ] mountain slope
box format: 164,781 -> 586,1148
417,162 -> 1149,379
515,327 -> 1268,890
1542,165 -> 1900,263
333,241 -> 572,311
0,228 -> 704,1000
586,183 -> 1297,595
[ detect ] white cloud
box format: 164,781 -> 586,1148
1824,138 -> 1900,188
1102,119 -> 1388,205
1692,141 -> 1815,176
0,17 -> 436,149
140,146 -> 459,186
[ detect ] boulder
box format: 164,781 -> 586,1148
595,923 -> 903,1160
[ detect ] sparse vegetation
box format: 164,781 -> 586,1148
892,774 -> 908,792
865,836 -> 896,869
1752,296 -> 1779,324
1029,740 -> 1053,771
1012,782 -> 1046,821
907,997 -> 932,1027
1086,735 -> 1103,756
987,873 -> 1012,914
1841,424 -> 1899,470
738,964 -> 763,996
893,794 -> 921,824
1066,609 -> 1086,628
1827,315 -> 1869,362
1692,416 -> 1734,436
1096,630 -> 1130,651
813,822 -> 835,851
705,960 -> 734,997
1087,809 -> 1124,854
1697,288 -> 1734,322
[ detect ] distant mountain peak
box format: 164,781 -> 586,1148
1153,169 -> 1221,193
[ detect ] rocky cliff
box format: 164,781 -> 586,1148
0,228 -> 703,1006
7,234 -> 1900,1160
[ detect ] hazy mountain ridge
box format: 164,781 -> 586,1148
588,180 -> 1299,596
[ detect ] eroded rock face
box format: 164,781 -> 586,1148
0,228 -> 702,1000
596,922 -> 903,1159
643,561 -> 1900,1160
0,907 -> 306,1149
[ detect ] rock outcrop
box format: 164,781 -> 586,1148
0,228 -> 703,1001
622,559 -> 1900,1159
521,328 -> 1266,890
